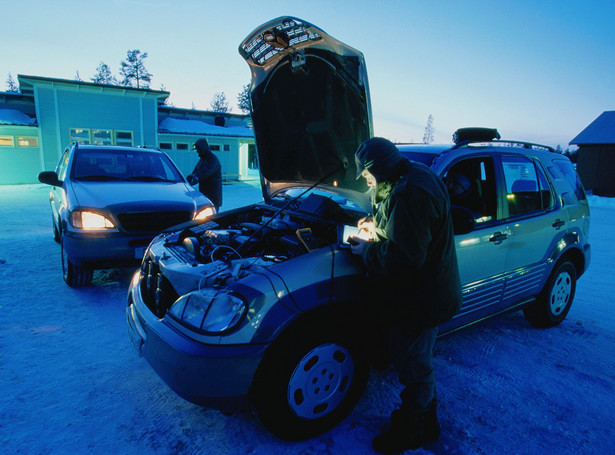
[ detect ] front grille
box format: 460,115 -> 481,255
140,258 -> 180,318
117,211 -> 191,233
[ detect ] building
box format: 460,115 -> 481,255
0,74 -> 256,185
570,110 -> 615,197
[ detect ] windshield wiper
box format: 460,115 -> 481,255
75,175 -> 126,181
129,176 -> 175,182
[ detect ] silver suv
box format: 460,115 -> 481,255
38,144 -> 214,287
399,134 -> 590,332
126,16 -> 590,441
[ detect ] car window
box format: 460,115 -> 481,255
71,149 -> 182,182
56,149 -> 70,181
553,158 -> 586,201
502,155 -> 552,217
443,156 -> 498,225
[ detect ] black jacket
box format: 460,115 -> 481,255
360,160 -> 462,331
192,153 -> 222,209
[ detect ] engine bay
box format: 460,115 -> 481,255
138,192 -> 365,317
167,192 -> 361,265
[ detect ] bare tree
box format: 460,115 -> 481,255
91,62 -> 117,85
237,84 -> 251,114
119,49 -> 152,89
422,114 -> 435,144
210,92 -> 231,113
5,73 -> 19,92
74,70 -> 83,82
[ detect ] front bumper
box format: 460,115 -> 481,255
63,229 -> 153,267
126,272 -> 268,411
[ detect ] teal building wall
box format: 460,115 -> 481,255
0,75 -> 255,185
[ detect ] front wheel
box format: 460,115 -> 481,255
251,324 -> 369,441
524,261 -> 576,328
61,236 -> 93,287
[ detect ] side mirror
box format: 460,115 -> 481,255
451,205 -> 475,235
186,174 -> 198,186
38,171 -> 62,187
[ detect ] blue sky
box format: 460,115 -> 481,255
2,0 -> 613,148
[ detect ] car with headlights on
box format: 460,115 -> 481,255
126,17 -> 590,441
38,143 -> 215,287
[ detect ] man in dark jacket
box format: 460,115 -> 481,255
350,137 -> 462,454
189,138 -> 222,211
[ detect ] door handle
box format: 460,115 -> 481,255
552,219 -> 565,230
489,231 -> 508,244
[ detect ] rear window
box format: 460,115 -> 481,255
553,159 -> 586,201
502,155 -> 553,216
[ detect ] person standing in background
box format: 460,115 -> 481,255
189,138 -> 222,211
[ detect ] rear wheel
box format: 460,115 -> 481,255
61,236 -> 93,287
252,323 -> 369,441
524,261 -> 576,328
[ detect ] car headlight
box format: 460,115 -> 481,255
168,290 -> 247,334
70,210 -> 116,230
194,206 -> 215,221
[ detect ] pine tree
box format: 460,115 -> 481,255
210,92 -> 231,113
237,84 -> 251,114
422,114 -> 435,144
6,73 -> 19,92
119,49 -> 152,89
91,62 -> 117,85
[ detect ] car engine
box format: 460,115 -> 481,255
139,193 -> 363,317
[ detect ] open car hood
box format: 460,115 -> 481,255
239,17 -> 373,209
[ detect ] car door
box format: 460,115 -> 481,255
439,155 -> 511,331
499,155 -> 561,304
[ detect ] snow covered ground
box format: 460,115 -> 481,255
1,183 -> 613,455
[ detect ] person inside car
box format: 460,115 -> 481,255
350,137 -> 462,454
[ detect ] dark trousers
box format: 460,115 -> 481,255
388,326 -> 438,414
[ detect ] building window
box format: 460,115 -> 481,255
159,142 -> 172,150
115,131 -> 133,146
223,144 -> 230,151
69,128 -> 90,144
0,136 -> 15,146
210,145 -> 221,151
18,137 -> 39,147
176,143 -> 189,151
92,129 -> 113,145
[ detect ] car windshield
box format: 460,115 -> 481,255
72,149 -> 183,182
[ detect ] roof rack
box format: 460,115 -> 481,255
449,139 -> 556,154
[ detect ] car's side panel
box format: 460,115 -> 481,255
502,261 -> 549,304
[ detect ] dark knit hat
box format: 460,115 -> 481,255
194,138 -> 210,154
355,137 -> 404,181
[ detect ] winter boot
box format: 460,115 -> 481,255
372,403 -> 440,454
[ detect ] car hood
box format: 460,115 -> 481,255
239,17 -> 373,209
69,181 -> 207,212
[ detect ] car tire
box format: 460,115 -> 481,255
61,236 -> 93,287
251,322 -> 369,441
524,260 -> 576,328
